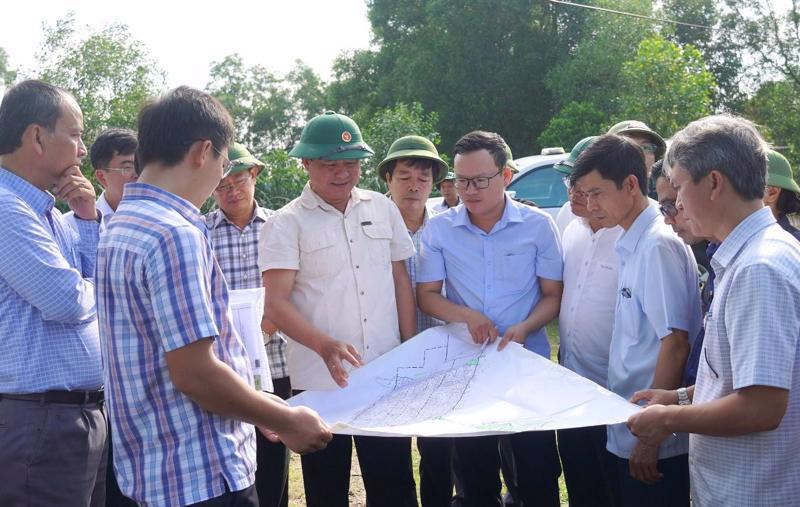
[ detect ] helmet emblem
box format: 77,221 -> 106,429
341,131 -> 352,142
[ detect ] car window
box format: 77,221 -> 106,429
507,165 -> 568,208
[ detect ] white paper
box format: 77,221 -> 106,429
229,288 -> 274,393
289,323 -> 639,437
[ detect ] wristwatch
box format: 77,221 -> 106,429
677,387 -> 691,406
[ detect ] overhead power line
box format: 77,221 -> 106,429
549,0 -> 714,30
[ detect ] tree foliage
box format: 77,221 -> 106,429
537,101 -> 607,151
744,80 -> 800,174
0,47 -> 16,87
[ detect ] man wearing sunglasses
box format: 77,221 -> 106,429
417,130 -> 564,507
64,128 -> 138,232
204,143 -> 292,507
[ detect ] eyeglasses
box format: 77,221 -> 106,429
183,139 -> 232,173
454,169 -> 502,190
640,142 -> 658,154
103,166 -> 137,176
215,172 -> 253,194
659,200 -> 678,218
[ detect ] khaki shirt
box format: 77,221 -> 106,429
258,183 -> 415,390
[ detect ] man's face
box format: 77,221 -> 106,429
387,160 -> 433,215
213,167 -> 258,217
453,149 -> 511,218
577,169 -> 638,229
96,152 -> 137,201
566,177 -> 590,218
624,134 -> 658,169
669,163 -> 715,239
41,95 -> 87,187
304,158 -> 361,205
656,176 -> 702,245
439,180 -> 457,203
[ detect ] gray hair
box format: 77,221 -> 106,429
665,115 -> 768,200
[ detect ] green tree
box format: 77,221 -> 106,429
357,102 -> 441,192
36,13 -> 165,144
744,80 -> 800,174
254,150 -> 308,210
537,101 -> 607,151
617,36 -> 716,137
0,47 -> 17,86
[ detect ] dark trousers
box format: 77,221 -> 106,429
293,390 -> 418,507
452,431 -> 561,507
188,483 -> 259,507
0,397 -> 108,507
557,425 -> 619,507
613,453 -> 689,507
417,437 -> 453,507
256,377 -> 291,507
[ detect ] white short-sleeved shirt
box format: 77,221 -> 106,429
690,207 -> 800,506
559,218 -> 622,386
63,191 -> 115,232
258,184 -> 415,390
607,203 -> 702,459
555,201 -> 577,236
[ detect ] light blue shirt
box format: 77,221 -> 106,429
606,203 -> 702,459
0,167 -> 102,393
417,198 -> 563,358
691,207 -> 800,506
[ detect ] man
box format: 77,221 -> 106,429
259,111 -> 418,507
572,134 -> 701,506
652,159 -> 713,388
628,115 -> 800,507
555,135 -> 622,507
96,87 -> 331,506
0,80 -> 106,506
433,171 -> 459,212
417,130 -> 564,507
204,143 -> 291,507
378,134 -> 452,507
763,149 -> 800,240
64,128 -> 138,230
554,137 -> 598,234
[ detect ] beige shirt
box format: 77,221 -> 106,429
258,183 -> 415,390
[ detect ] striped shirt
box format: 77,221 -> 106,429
691,207 -> 800,506
0,167 -> 102,393
97,183 -> 255,506
407,207 -> 443,332
205,205 -> 289,379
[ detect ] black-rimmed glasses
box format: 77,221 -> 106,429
454,169 -> 502,190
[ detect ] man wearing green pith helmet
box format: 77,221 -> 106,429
258,111 -> 419,507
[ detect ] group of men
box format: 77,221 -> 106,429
0,77 -> 797,507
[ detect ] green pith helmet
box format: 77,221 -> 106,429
767,149 -> 800,194
554,136 -> 598,175
289,111 -> 374,160
607,120 -> 666,159
223,142 -> 265,178
377,135 -> 449,183
504,144 -> 518,174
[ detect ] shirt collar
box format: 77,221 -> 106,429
0,167 -> 55,214
299,182 -> 372,212
122,182 -> 204,229
453,195 -> 524,233
711,207 -> 776,272
616,201 -> 660,254
206,202 -> 269,230
96,192 -> 115,216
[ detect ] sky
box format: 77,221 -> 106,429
0,0 -> 374,88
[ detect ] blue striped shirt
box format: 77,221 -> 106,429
97,183 -> 256,506
0,167 -> 102,393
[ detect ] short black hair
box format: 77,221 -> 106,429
453,131 -> 508,171
650,159 -> 665,181
90,128 -> 138,171
136,86 -> 233,168
777,188 -> 800,215
0,80 -> 68,155
571,134 -> 648,195
385,157 -> 435,178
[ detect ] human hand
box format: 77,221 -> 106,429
261,316 -> 279,336
317,338 -> 362,388
497,321 -> 529,351
628,440 -> 662,485
630,388 -> 678,407
627,404 -> 674,447
463,309 -> 498,345
270,406 -> 333,454
54,166 -> 97,220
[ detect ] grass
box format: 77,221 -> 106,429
286,321 -> 569,506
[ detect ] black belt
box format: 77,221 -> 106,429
0,389 -> 104,405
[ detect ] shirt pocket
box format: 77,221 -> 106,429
361,221 -> 393,267
299,228 -> 347,279
498,250 -> 536,295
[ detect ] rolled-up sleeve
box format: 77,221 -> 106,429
641,241 -> 693,340
258,213 -> 301,273
417,219 -> 446,283
534,216 -> 564,281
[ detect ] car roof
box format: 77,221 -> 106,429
512,153 -> 568,178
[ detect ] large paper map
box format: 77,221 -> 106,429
289,324 -> 638,437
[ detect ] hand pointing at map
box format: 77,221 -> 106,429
462,309 -> 499,345
316,338 -> 363,387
